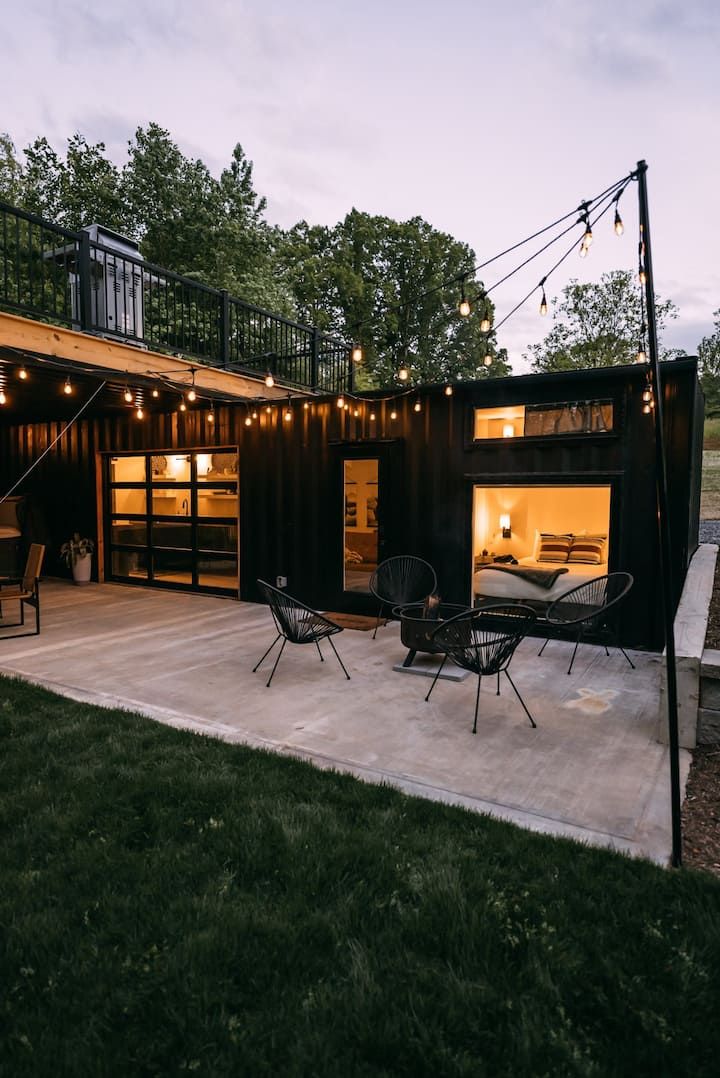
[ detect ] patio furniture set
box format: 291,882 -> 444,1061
252,556 -> 635,735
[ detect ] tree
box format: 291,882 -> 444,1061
527,270 -> 679,373
0,133 -> 23,204
279,210 -> 511,388
698,310 -> 720,416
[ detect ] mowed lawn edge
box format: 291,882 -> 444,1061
1,675 -> 719,1078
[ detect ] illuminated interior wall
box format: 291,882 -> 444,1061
472,485 -> 611,559
473,405 -> 525,440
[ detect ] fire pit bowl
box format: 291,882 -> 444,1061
393,602 -> 468,666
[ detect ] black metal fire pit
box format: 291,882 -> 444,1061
394,602 -> 468,668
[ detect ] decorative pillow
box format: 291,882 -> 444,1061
568,535 -> 607,564
537,533 -> 572,563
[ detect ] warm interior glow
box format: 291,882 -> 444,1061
473,484 -> 611,561
195,454 -> 211,476
474,405 -> 525,440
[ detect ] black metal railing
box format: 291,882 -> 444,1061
0,199 -> 352,393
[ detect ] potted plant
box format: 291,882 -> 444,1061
60,533 -> 95,585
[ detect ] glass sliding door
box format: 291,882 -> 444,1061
105,448 -> 239,595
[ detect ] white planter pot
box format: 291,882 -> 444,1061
72,553 -> 93,585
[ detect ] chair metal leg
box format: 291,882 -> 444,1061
538,636 -> 550,657
424,653 -> 448,702
567,629 -> 583,675
327,636 -> 351,680
265,637 -> 287,687
316,640 -> 324,662
252,633 -> 281,673
372,604 -> 384,640
496,672 -> 500,696
612,630 -> 635,669
504,669 -> 537,729
472,674 -> 482,735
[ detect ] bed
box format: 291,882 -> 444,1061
473,556 -> 607,604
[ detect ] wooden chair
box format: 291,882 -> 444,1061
0,543 -> 45,639
253,579 -> 351,687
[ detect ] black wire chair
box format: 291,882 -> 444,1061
538,571 -> 635,675
425,603 -> 537,734
369,555 -> 438,639
253,579 -> 351,687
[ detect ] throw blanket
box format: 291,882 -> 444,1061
476,564 -> 569,589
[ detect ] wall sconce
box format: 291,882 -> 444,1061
499,514 -> 511,538
502,423 -> 514,438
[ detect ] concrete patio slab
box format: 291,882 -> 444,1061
0,581 -> 691,865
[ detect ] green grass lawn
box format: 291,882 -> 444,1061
1,676 -> 720,1077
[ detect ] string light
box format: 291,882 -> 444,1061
444,385 -> 453,396
179,397 -> 186,412
458,277 -> 471,318
264,372 -> 275,388
369,411 -> 376,421
187,387 -> 197,402
152,388 -> 159,399
351,344 -> 363,363
614,208 -> 624,236
642,401 -> 652,414
642,386 -> 652,403
390,409 -> 398,420
413,399 -> 422,413
0,390 -> 6,405
303,401 -> 310,410
265,404 -> 272,414
638,267 -> 647,285
480,316 -> 491,333
244,414 -> 252,427
344,403 -> 349,411
283,395 -> 293,422
398,363 -> 410,382
208,402 -> 215,424
483,354 -> 493,367
123,384 -> 133,403
18,365 -> 28,380
539,285 -> 548,317
337,395 -> 345,408
252,408 -> 258,419
136,405 -> 144,419
63,376 -> 73,395
353,408 -> 360,417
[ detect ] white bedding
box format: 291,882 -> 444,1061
473,556 -> 606,602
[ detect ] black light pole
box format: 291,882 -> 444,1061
636,159 -> 682,868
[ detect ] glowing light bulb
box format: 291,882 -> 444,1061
642,402 -> 652,414
284,408 -> 292,422
187,388 -> 197,402
303,401 -> 309,410
0,390 -> 6,405
614,209 -> 624,236
152,388 -> 159,398
639,268 -> 647,285
124,386 -> 133,402
353,408 -> 360,417
583,226 -> 593,248
18,366 -> 28,380
483,354 -> 492,367
208,409 -> 215,424
390,409 -> 398,420
398,365 -> 409,382
344,403 -> 349,411
458,298 -> 471,318
413,400 -> 422,412
369,411 -> 376,421
252,409 -> 258,419
539,290 -> 548,316
636,346 -> 647,364
245,415 -> 252,427
337,395 -> 345,408
444,384 -> 453,396
502,424 -> 514,438
266,405 -> 272,414
264,372 -> 275,388
579,242 -> 588,259
642,387 -> 652,403
136,406 -> 144,419
64,378 -> 73,395
351,344 -> 363,363
480,317 -> 491,333
179,400 -> 187,412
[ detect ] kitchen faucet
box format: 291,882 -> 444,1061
181,498 -> 189,516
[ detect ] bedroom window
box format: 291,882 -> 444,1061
471,484 -> 612,602
473,399 -> 614,440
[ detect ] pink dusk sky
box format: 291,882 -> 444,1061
2,0 -> 718,371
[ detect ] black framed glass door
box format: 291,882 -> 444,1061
104,448 -> 239,595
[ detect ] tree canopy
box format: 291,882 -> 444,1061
526,270 -> 679,373
698,309 -> 720,416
